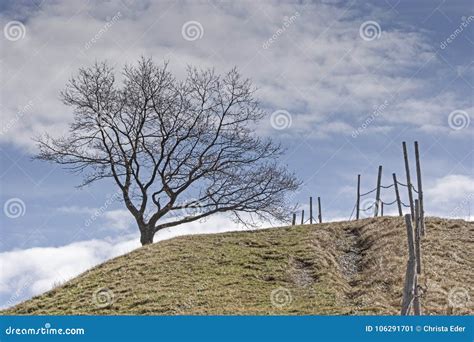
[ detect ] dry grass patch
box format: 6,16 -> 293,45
2,217 -> 472,315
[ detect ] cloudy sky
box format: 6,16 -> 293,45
0,0 -> 473,308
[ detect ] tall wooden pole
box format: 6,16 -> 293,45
414,200 -> 422,275
309,197 -> 313,224
403,142 -> 415,221
301,210 -> 304,225
414,141 -> 425,235
374,165 -> 382,217
318,197 -> 322,223
356,174 -> 361,220
393,173 -> 403,216
401,214 -> 416,315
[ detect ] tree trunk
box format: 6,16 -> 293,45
140,226 -> 155,246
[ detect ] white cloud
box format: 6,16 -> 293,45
0,1 -> 468,150
425,174 -> 474,219
102,209 -> 134,231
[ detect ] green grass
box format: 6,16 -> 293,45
2,217 -> 473,315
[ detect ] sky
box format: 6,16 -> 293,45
0,0 -> 473,308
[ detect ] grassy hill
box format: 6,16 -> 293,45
2,217 -> 473,315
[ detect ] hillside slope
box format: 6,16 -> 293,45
3,217 -> 473,315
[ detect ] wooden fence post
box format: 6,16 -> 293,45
393,173 -> 403,216
318,197 -> 322,223
310,197 -> 313,224
401,214 -> 416,315
403,142 -> 415,221
381,202 -> 384,216
413,277 -> 422,315
356,174 -> 361,220
301,210 -> 304,225
414,200 -> 422,275
292,213 -> 296,226
374,165 -> 382,217
414,141 -> 425,236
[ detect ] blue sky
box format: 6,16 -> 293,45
0,0 -> 473,307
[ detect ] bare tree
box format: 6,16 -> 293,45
36,58 -> 300,245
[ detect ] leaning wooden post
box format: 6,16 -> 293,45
356,174 -> 361,220
393,173 -> 403,216
292,213 -> 296,226
309,197 -> 313,224
413,277 -> 421,315
374,165 -> 382,217
402,142 -> 415,221
414,141 -> 425,236
401,214 -> 417,315
414,200 -> 422,275
301,210 -> 305,225
317,197 -> 322,223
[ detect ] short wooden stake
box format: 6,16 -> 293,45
393,173 -> 403,217
403,141 -> 415,221
301,210 -> 304,225
356,174 -> 361,220
374,165 -> 382,217
292,213 -> 296,226
310,197 -> 313,224
318,197 -> 322,223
